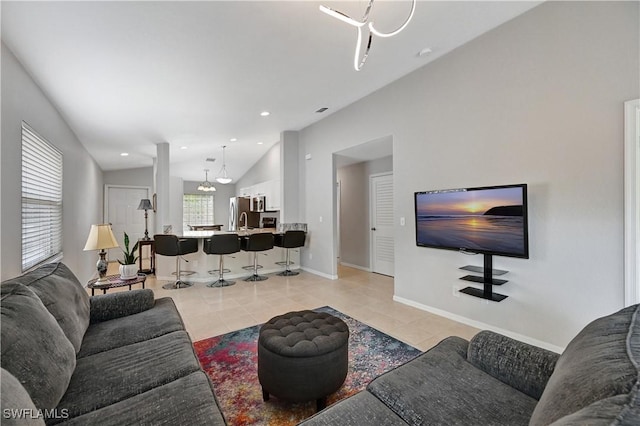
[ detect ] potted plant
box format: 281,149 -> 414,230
118,232 -> 139,279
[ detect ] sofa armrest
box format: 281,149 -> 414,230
89,289 -> 155,323
467,330 -> 559,400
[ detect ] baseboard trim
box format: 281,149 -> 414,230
339,262 -> 371,272
393,295 -> 565,354
301,266 -> 338,280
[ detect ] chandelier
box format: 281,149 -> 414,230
215,145 -> 232,184
197,169 -> 216,192
319,0 -> 416,71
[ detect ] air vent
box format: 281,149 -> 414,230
206,158 -> 216,162
316,107 -> 328,113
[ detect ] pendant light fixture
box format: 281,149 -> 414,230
197,169 -> 216,192
215,145 -> 232,184
319,0 -> 416,71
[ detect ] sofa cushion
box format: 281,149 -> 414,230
4,263 -> 89,353
530,304 -> 640,426
1,368 -> 46,426
78,297 -> 185,358
468,330 -> 559,400
300,390 -> 408,425
88,289 -> 155,324
53,371 -> 225,426
367,336 -> 537,425
0,283 -> 76,411
53,330 -> 202,422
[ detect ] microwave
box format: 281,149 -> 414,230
251,195 -> 265,212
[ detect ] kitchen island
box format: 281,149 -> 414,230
154,228 -> 301,283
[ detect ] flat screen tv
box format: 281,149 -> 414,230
414,183 -> 529,259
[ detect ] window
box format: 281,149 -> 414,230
21,122 -> 63,271
183,194 -> 215,231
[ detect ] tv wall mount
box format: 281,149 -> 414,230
459,254 -> 509,302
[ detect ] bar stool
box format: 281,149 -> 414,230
274,231 -> 306,276
203,233 -> 240,287
241,233 -> 274,282
153,234 -> 198,289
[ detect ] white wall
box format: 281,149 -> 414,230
103,166 -> 153,188
337,162 -> 368,268
235,142 -> 281,192
298,2 -> 640,348
1,42 -> 103,282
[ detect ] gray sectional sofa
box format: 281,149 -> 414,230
3,262 -> 639,426
302,304 -> 640,425
0,262 -> 225,425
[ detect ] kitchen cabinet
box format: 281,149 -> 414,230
265,179 -> 281,211
239,179 -> 280,210
253,182 -> 267,196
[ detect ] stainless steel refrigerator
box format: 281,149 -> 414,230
229,197 -> 260,231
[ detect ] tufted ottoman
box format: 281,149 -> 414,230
258,310 -> 350,411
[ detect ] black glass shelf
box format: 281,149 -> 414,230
460,275 -> 508,285
460,286 -> 508,302
459,265 -> 508,276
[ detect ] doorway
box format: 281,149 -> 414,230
333,136 -> 393,278
104,185 -> 151,261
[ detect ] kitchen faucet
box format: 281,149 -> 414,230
239,211 -> 248,231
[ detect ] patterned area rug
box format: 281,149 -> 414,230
194,306 -> 421,425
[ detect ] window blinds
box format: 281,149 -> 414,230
21,122 -> 63,271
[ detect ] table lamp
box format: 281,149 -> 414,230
137,198 -> 153,241
83,224 -> 120,285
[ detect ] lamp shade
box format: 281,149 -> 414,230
137,199 -> 153,210
83,224 -> 120,251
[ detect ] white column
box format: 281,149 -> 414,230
280,130 -> 299,223
155,142 -> 170,235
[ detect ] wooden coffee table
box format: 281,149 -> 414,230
87,273 -> 147,296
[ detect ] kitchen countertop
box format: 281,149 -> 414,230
181,228 -> 278,238
155,226 -> 300,282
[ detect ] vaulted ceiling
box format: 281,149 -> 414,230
2,1 -> 541,182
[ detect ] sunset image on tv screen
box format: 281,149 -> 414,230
415,186 -> 526,256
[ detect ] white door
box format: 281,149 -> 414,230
104,185 -> 150,261
370,173 -> 394,276
624,99 -> 640,306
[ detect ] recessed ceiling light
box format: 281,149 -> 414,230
230,138 -> 237,142
180,146 -> 188,150
260,111 -> 270,117
257,142 -> 264,145
120,152 -> 129,157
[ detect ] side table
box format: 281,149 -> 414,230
87,273 -> 147,296
138,239 -> 155,274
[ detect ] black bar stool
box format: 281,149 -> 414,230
241,233 -> 274,282
203,233 -> 240,287
274,231 -> 306,276
153,234 -> 198,289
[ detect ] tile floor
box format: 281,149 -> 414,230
102,264 -> 479,351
